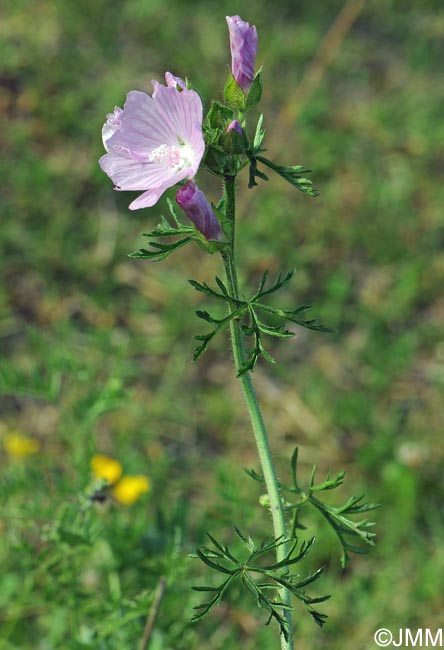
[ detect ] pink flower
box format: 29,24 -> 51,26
226,15 -> 258,92
176,181 -> 222,241
99,73 -> 205,210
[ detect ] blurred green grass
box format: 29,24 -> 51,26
1,0 -> 444,648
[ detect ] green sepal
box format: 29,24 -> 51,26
203,145 -> 229,175
245,69 -> 263,110
203,101 -> 246,172
223,70 -> 246,111
192,230 -> 228,255
204,238 -> 228,254
203,145 -> 239,177
220,128 -> 247,155
206,101 -> 234,132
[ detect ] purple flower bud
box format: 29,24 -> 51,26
226,15 -> 258,92
227,119 -> 243,135
176,181 -> 222,241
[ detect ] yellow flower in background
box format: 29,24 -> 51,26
90,455 -> 123,485
4,432 -> 41,458
90,455 -> 150,505
111,475 -> 150,505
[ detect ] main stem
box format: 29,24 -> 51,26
221,176 -> 294,650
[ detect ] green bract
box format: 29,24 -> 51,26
223,69 -> 263,112
223,70 -> 248,111
245,69 -> 263,110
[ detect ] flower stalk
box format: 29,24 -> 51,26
221,175 -> 294,650
98,13 -> 377,647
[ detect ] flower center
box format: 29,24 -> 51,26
149,143 -> 193,170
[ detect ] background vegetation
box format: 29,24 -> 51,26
1,0 -> 443,648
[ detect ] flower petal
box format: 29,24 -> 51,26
165,71 -> 186,89
151,82 -> 203,148
102,106 -> 123,151
111,91 -> 177,152
128,167 -> 190,209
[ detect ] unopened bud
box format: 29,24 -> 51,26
176,181 -> 222,241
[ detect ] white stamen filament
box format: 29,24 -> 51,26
149,143 -> 194,170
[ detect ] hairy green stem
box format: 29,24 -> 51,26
221,176 -> 294,650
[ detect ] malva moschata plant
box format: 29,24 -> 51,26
99,15 -> 378,650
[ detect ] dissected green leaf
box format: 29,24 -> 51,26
244,467 -> 265,483
255,155 -> 319,197
189,269 -> 331,369
191,528 -> 328,638
129,237 -> 193,262
280,447 -> 379,567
